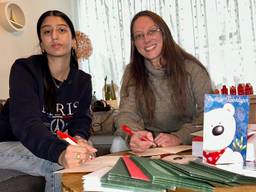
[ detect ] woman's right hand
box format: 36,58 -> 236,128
129,130 -> 154,153
58,142 -> 97,168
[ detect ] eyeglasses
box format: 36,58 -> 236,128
133,26 -> 161,42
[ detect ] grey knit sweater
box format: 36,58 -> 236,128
115,59 -> 212,144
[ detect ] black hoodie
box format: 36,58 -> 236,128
0,55 -> 92,163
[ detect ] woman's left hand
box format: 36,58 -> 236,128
74,136 -> 97,159
129,130 -> 154,153
154,133 -> 181,147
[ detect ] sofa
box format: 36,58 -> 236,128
0,170 -> 45,192
0,100 -> 45,192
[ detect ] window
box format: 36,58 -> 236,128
74,0 -> 256,99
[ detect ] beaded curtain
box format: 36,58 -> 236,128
73,0 -> 256,99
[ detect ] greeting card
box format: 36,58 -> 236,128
203,94 -> 250,164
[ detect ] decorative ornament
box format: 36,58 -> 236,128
74,31 -> 93,61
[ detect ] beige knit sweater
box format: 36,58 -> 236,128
115,59 -> 212,144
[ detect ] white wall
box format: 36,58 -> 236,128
0,0 -> 75,99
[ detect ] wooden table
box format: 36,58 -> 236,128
61,172 -> 256,192
62,173 -> 83,192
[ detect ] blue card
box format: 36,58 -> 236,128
203,94 -> 250,164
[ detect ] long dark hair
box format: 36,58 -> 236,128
126,10 -> 208,122
36,10 -> 78,113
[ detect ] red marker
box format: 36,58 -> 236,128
56,130 -> 78,145
121,124 -> 155,143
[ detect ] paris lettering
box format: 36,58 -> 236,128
42,101 -> 79,133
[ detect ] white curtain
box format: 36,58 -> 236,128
73,0 -> 256,99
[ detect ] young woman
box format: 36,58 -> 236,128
111,10 -> 212,153
0,10 -> 96,192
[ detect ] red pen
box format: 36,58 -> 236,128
121,124 -> 155,143
56,130 -> 78,145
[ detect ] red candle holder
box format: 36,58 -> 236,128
245,83 -> 253,95
237,83 -> 245,95
221,85 -> 228,95
230,86 -> 236,95
213,89 -> 220,94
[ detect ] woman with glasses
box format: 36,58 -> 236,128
111,10 -> 212,153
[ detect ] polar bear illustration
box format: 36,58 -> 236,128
203,103 -> 243,164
